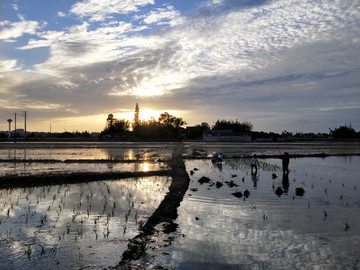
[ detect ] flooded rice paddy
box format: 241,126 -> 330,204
0,177 -> 171,269
152,156 -> 360,269
0,142 -> 359,269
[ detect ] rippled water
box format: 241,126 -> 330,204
0,176 -> 171,270
154,156 -> 360,269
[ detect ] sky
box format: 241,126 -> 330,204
0,0 -> 359,134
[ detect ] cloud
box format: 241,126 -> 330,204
70,0 -> 154,22
1,0 -> 359,132
140,5 -> 183,26
0,16 -> 43,40
0,59 -> 21,73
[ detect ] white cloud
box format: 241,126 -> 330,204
70,0 -> 154,22
141,5 -> 183,26
0,17 -> 42,40
0,59 -> 21,72
11,4 -> 19,11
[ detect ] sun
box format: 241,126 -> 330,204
139,110 -> 162,122
117,109 -> 162,124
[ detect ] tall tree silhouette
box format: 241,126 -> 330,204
133,103 -> 140,128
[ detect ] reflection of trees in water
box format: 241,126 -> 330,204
225,158 -> 281,172
101,147 -> 174,161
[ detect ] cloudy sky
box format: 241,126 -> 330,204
1,0 -> 359,133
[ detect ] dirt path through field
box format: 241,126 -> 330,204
116,142 -> 190,269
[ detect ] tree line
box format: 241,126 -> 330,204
101,103 -> 359,141
102,103 -> 187,140
102,103 -> 255,141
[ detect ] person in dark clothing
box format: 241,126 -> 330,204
282,152 -> 290,174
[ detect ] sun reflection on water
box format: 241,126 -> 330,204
142,162 -> 149,172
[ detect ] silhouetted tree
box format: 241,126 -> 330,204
213,119 -> 253,132
133,103 -> 140,128
103,117 -> 130,134
330,124 -> 358,139
158,112 -> 186,129
106,114 -> 115,130
133,112 -> 186,140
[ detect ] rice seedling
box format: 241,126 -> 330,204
323,209 -> 328,220
343,220 -> 350,232
39,244 -> 46,256
25,243 -> 32,259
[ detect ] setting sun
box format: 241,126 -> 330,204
139,110 -> 162,122
117,108 -> 162,124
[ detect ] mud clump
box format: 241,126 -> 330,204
198,176 -> 211,184
275,187 -> 284,196
295,187 -> 305,196
225,180 -> 238,187
216,182 -> 223,188
232,191 -> 243,198
163,221 -> 179,234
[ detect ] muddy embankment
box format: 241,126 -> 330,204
115,142 -> 190,269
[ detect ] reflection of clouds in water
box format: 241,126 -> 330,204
0,177 -> 171,269
178,233 -> 331,269
167,158 -> 360,269
0,161 -> 169,177
174,205 -> 336,269
0,143 -> 177,161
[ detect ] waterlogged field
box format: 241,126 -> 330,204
0,176 -> 171,270
0,142 -> 359,269
0,143 -> 176,161
153,156 -> 360,269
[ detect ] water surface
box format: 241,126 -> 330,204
154,156 -> 360,269
0,176 -> 171,270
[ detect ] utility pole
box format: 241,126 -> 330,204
22,111 -> 27,139
14,112 -> 17,143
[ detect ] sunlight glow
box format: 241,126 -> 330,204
142,162 -> 150,172
118,109 -> 162,123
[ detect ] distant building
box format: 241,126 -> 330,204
203,129 -> 251,142
15,129 -> 25,136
